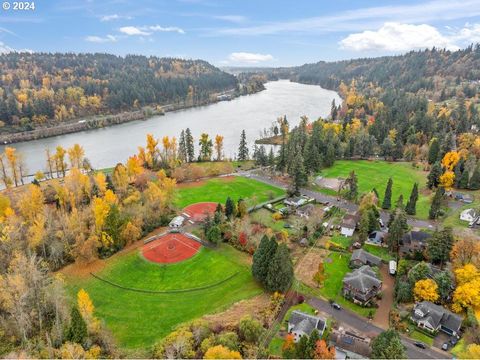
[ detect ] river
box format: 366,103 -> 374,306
1,80 -> 340,174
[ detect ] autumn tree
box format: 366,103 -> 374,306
414,279 -> 439,302
199,133 -> 213,161
450,236 -> 480,268
314,339 -> 335,359
55,145 -> 67,177
282,333 -> 296,359
67,143 -> 85,168
214,135 -> 224,161
5,146 -> 20,186
204,345 -> 242,359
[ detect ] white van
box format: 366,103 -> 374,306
389,260 -> 397,275
388,260 -> 397,275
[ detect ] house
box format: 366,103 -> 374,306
366,230 -> 387,246
169,216 -> 185,228
411,301 -> 463,337
460,209 -> 477,223
296,204 -> 315,218
284,196 -> 308,208
330,330 -> 372,359
343,265 -> 382,306
399,230 -> 431,256
350,249 -> 382,268
340,213 -> 360,237
287,310 -> 327,342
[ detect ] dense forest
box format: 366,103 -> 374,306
249,45 -> 480,101
0,53 -> 237,133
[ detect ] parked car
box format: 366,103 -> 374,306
389,260 -> 397,275
331,302 -> 341,310
442,342 -> 449,351
450,337 -> 458,346
414,341 -> 427,349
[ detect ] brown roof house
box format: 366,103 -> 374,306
343,265 -> 382,306
399,231 -> 431,257
350,249 -> 382,268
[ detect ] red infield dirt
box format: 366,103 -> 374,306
183,202 -> 218,222
142,233 -> 202,264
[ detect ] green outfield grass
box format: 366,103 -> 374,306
64,245 -> 261,349
175,176 -> 284,208
318,160 -> 430,219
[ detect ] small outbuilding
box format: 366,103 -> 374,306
169,216 -> 185,228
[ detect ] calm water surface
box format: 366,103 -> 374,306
2,80 -> 340,174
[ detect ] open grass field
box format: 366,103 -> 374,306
319,252 -> 372,317
175,176 -> 284,209
64,245 -> 261,349
363,244 -> 395,262
318,160 -> 430,219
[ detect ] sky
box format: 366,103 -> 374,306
1,0 -> 480,67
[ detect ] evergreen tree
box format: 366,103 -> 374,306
433,271 -> 454,303
372,187 -> 379,199
252,236 -> 278,284
330,99 -> 338,120
178,129 -> 187,163
296,335 -> 310,359
306,329 -> 320,358
388,209 -> 408,252
458,169 -> 470,189
371,330 -> 406,359
289,152 -> 307,195
185,128 -> 195,162
405,183 -> 419,215
428,138 -> 440,164
268,147 -> 275,166
469,165 -> 480,190
344,171 -> 358,201
382,178 -> 393,209
395,194 -> 404,209
265,243 -> 294,292
238,129 -> 249,161
429,186 -> 445,219
225,197 -> 235,219
66,306 -> 88,344
427,162 -> 442,189
427,227 -> 454,267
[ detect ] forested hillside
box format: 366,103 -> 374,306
265,45 -> 480,100
0,53 -> 237,133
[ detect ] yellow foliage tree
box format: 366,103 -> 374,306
413,279 -> 439,302
439,170 -> 455,190
18,184 -> 44,223
441,151 -> 460,171
92,197 -> 110,232
203,345 -> 242,359
93,172 -> 107,195
452,264 -> 480,312
459,344 -> 480,359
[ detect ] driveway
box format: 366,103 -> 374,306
308,297 -> 450,359
373,264 -> 395,329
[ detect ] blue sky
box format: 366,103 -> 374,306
1,0 -> 480,66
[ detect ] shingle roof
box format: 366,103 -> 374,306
412,301 -> 463,333
401,231 -> 431,245
341,214 -> 359,229
289,310 -> 326,336
343,265 -> 382,293
351,249 -> 382,266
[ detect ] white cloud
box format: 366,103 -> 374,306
119,25 -> 185,36
119,26 -> 151,36
149,25 -> 185,34
85,35 -> 117,43
214,0 -> 480,36
340,22 -> 458,52
228,52 -> 274,64
100,14 -> 132,22
340,22 -> 480,52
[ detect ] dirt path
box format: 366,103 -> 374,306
373,264 -> 394,329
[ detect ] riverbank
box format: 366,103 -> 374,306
0,88 -> 257,145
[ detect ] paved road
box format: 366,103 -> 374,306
308,297 -> 450,359
242,171 -> 437,229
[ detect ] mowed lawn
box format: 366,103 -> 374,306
175,176 -> 284,208
64,245 -> 262,349
319,160 -> 430,219
320,252 -> 371,317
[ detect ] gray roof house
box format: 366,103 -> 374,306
366,230 -> 387,246
350,249 -> 382,268
411,301 -> 463,337
287,310 -> 326,343
343,265 -> 382,306
284,196 -> 308,208
340,213 -> 360,237
330,330 -> 372,359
